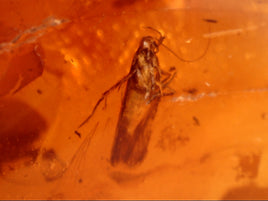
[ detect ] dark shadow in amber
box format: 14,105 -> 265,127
222,184 -> 268,200
234,153 -> 260,181
113,0 -> 142,7
0,98 -> 47,175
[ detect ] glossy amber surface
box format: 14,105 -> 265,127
0,0 -> 268,199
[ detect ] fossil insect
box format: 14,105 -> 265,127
78,28 -> 176,167
110,32 -> 177,166
77,26 -> 211,167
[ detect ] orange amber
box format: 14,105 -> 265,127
0,0 -> 268,199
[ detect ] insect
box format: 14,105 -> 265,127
110,33 -> 177,167
77,25 -> 212,167
77,27 -> 176,167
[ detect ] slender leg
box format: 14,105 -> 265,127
160,66 -> 176,87
148,67 -> 176,103
78,70 -> 136,128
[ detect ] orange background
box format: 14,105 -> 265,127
0,0 -> 268,199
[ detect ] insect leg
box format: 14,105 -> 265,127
78,70 -> 136,128
148,67 -> 176,104
161,67 -> 177,97
160,66 -> 176,87
154,66 -> 175,93
156,66 -> 176,93
162,86 -> 176,96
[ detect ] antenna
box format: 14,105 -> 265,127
161,39 -> 211,63
143,24 -> 212,63
143,26 -> 165,46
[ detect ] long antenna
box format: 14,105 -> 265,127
161,39 -> 211,63
143,23 -> 212,63
143,26 -> 165,46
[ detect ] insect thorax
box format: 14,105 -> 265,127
131,39 -> 161,98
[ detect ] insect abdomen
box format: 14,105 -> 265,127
110,76 -> 160,167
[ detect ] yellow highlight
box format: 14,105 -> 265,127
96,29 -> 104,39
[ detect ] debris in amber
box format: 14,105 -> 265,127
1,0 -> 268,199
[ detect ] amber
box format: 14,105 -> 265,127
1,0 -> 268,199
